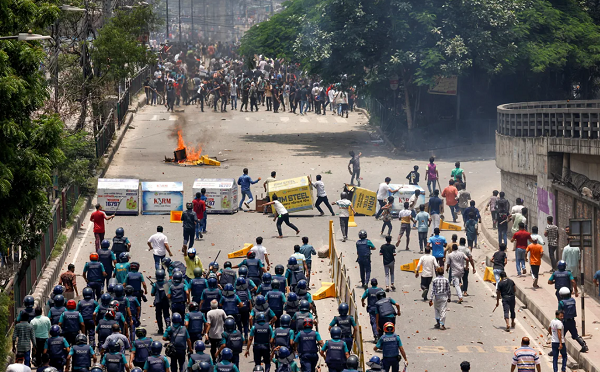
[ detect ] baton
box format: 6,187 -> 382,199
493,304 -> 498,312
110,197 -> 126,217
211,250 -> 222,265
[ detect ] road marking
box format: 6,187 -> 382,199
335,117 -> 347,123
456,345 -> 486,353
494,346 -> 518,353
169,115 -> 177,121
150,115 -> 158,121
417,346 -> 448,353
280,117 -> 290,122
317,117 -> 328,123
71,221 -> 94,265
299,117 -> 309,123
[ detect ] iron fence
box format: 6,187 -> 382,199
95,109 -> 116,158
117,66 -> 151,128
328,220 -> 366,371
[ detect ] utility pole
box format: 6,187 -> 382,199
178,0 -> 182,41
166,0 -> 169,40
191,0 -> 194,41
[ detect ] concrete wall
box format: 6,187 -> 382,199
571,154 -> 600,182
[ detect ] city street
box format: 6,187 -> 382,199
58,101 -> 557,371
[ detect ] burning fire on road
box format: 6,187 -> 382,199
166,130 -> 221,166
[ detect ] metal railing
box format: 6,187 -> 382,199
328,220 -> 366,371
497,100 -> 600,139
95,109 -> 116,158
117,66 -> 151,128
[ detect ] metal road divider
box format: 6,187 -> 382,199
328,220 -> 366,371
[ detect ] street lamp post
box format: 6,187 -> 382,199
191,0 -> 194,41
166,0 -> 169,41
568,218 -> 593,336
178,0 -> 182,41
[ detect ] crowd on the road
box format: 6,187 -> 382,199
143,42 -> 356,118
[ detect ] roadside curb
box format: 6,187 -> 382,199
31,93 -> 147,311
479,197 -> 599,372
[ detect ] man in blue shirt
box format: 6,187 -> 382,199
427,228 -> 447,266
299,237 -> 317,285
427,190 -> 443,232
237,168 -> 261,211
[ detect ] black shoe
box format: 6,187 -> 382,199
158,329 -> 164,334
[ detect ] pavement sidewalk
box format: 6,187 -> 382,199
479,200 -> 600,372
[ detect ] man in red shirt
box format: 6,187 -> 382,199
192,193 -> 206,240
511,222 -> 534,276
90,204 -> 114,251
441,179 -> 459,223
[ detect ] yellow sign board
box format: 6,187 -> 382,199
268,176 -> 314,214
347,185 -> 377,216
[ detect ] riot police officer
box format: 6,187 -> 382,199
219,262 -> 237,287
113,284 -> 133,329
329,302 -> 357,352
284,292 -> 299,332
49,295 -> 67,326
266,279 -> 286,328
294,318 -> 323,372
17,295 -> 36,322
44,325 -> 70,372
97,309 -> 119,347
245,313 -> 273,372
558,286 -> 588,352
130,328 -> 153,369
548,260 -> 579,301
235,277 -> 253,338
151,269 -> 171,334
356,230 -> 376,288
342,355 -> 360,372
59,300 -> 85,346
47,285 -> 65,309
188,340 -> 213,370
168,272 -> 190,317
237,266 -> 258,293
320,326 -> 349,372
185,302 -> 207,344
66,334 -> 96,372
294,280 -> 314,312
361,279 -> 384,340
125,285 -> 142,341
125,262 -> 148,306
102,339 -> 128,372
271,346 -> 297,372
94,293 -> 113,325
291,300 -> 314,333
235,251 -> 266,286
250,295 -> 277,326
375,291 -> 400,335
273,314 -> 294,349
366,356 -> 383,372
200,277 -> 222,317
285,257 -> 306,293
220,284 -> 242,322
112,227 -> 131,258
163,313 -> 192,372
98,239 -> 117,288
83,253 -> 107,300
373,323 -> 408,372
273,265 -> 286,286
215,348 -> 239,372
190,268 -> 208,304
143,341 -> 170,372
218,318 -> 245,368
257,273 -> 273,296
77,287 -> 98,347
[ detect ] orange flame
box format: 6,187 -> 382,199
176,130 -> 202,162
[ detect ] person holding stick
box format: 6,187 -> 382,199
90,203 -> 115,252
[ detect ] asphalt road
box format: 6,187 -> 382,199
56,100 -> 563,371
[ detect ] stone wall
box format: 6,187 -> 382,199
500,171 -> 539,229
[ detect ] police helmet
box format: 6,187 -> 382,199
557,260 -> 567,271
172,312 -> 182,324
82,287 -> 94,300
109,300 -> 119,309
358,230 -> 367,239
107,282 -> 117,295
53,285 -> 65,295
275,264 -> 284,275
130,262 -> 140,271
383,322 -> 395,333
115,227 -> 125,237
287,292 -> 298,303
119,252 -> 129,263
255,312 -> 266,323
199,362 -> 211,372
224,317 -> 236,332
114,284 -> 124,297
89,253 -> 99,261
150,341 -> 163,355
339,302 -> 349,316
195,340 -> 206,352
236,277 -> 247,290
188,248 -> 196,258
303,318 -> 313,329
189,302 -> 199,312
50,325 -> 61,337
367,356 -> 382,369
272,279 -> 281,289
90,367 -> 103,372
371,278 -> 378,286
125,285 -> 134,295
193,268 -> 203,278
54,295 -> 65,307
280,314 -> 292,328
100,293 -> 112,306
238,266 -> 248,277
330,326 -> 342,340
253,366 -> 264,372
376,291 -> 386,300
131,369 -> 142,372
208,272 -> 217,280
340,192 -> 349,200
66,300 -> 77,310
221,348 -> 233,361
297,280 -> 307,291
278,346 -> 293,363
155,269 -> 166,281
262,272 -> 272,283
559,287 -> 572,297
76,334 -> 88,345
136,327 -> 147,338
246,251 -> 256,259
43,368 -> 59,372
223,283 -> 235,296
346,355 -> 359,369
224,261 -> 233,269
105,309 -> 116,319
23,295 -> 34,308
210,262 -> 219,270
162,257 -> 172,267
288,257 -> 297,266
100,240 -> 111,249
208,277 -> 218,288
173,271 -> 183,284
299,299 -> 310,311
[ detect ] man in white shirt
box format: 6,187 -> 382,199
550,310 -> 567,371
147,225 -> 173,270
250,236 -> 270,270
415,247 -> 439,300
310,175 -> 335,216
375,177 -> 400,220
6,353 -> 31,372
